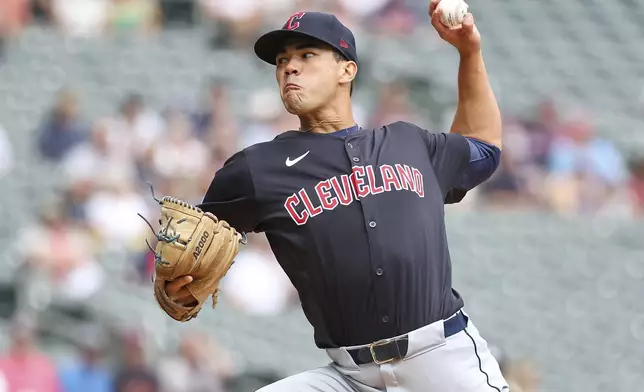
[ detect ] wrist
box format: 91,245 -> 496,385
458,48 -> 482,61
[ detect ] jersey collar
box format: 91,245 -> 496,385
325,124 -> 360,138
275,124 -> 361,141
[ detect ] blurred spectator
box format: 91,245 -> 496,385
0,0 -> 31,38
137,242 -> 157,283
37,89 -> 88,162
17,198 -> 104,301
479,153 -> 527,209
85,172 -> 150,253
546,113 -> 628,214
478,119 -> 544,209
335,0 -> 391,23
139,108 -> 210,202
322,0 -> 361,31
193,81 -> 238,160
115,331 -> 159,392
274,108 -> 302,133
106,0 -> 163,35
0,315 -> 62,392
193,80 -> 224,138
522,99 -> 559,169
151,109 -> 209,184
375,0 -> 421,35
43,0 -> 110,37
0,0 -> 30,62
490,347 -> 529,392
368,81 -> 423,129
222,233 -> 298,316
62,118 -> 138,189
238,89 -> 287,148
108,93 -> 164,163
157,333 -> 235,392
335,0 -> 417,35
199,0 -> 263,48
158,0 -> 196,26
61,180 -> 95,223
0,124 -> 14,179
58,325 -> 113,392
261,0 -> 300,21
502,359 -> 541,392
628,158 -> 644,214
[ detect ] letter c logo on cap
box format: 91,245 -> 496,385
284,12 -> 306,30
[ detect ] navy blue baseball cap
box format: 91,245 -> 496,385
254,12 -> 358,66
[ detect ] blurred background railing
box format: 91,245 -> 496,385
0,1 -> 643,391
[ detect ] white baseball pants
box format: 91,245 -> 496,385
257,310 -> 510,392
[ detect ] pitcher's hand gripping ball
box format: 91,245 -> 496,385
142,194 -> 246,322
436,0 -> 469,29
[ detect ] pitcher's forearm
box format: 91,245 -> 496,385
450,50 -> 502,149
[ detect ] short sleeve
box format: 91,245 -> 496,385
197,150 -> 260,233
413,124 -> 471,203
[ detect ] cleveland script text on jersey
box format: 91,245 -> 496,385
284,164 -> 425,225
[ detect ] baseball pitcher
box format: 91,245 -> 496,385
148,1 -> 509,391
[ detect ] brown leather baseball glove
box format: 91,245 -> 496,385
144,195 -> 245,322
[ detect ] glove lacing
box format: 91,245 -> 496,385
137,183 -> 248,291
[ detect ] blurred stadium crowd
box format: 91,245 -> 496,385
1,0 -> 643,392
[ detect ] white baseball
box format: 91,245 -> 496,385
436,0 -> 469,30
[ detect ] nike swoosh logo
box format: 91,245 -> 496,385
285,151 -> 310,167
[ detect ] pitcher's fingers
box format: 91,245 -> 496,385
166,276 -> 193,295
431,9 -> 451,35
431,7 -> 443,27
171,288 -> 195,302
171,287 -> 198,305
429,0 -> 441,16
461,13 -> 474,33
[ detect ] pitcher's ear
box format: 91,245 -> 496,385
339,61 -> 358,85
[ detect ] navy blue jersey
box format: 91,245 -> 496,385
199,122 -> 471,348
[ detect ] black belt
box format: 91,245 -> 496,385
348,311 -> 468,365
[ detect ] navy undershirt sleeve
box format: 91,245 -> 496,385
458,137 -> 501,191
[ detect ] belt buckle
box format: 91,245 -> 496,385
369,339 -> 394,365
